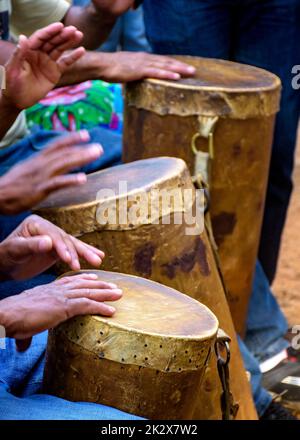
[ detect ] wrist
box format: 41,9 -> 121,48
0,89 -> 22,114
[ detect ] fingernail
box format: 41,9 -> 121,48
172,73 -> 181,80
88,144 -> 103,157
113,289 -> 123,295
65,250 -> 71,261
76,173 -> 87,184
108,306 -> 116,314
38,236 -> 52,252
79,130 -> 90,142
87,273 -> 98,279
187,66 -> 196,73
108,283 -> 118,289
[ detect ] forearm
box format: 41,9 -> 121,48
63,5 -> 118,50
0,91 -> 21,140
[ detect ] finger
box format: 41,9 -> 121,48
70,239 -> 105,259
28,23 -> 64,50
16,337 -> 32,352
142,67 -> 181,80
27,220 -> 73,266
41,131 -> 91,155
7,236 -> 53,259
49,32 -> 84,61
37,173 -> 87,195
6,35 -> 30,69
150,57 -> 196,76
56,273 -> 99,284
57,47 -> 86,72
41,27 -> 81,56
67,298 -> 116,318
45,144 -> 103,176
61,235 -> 81,271
66,279 -> 119,291
69,236 -> 105,268
70,288 -> 123,302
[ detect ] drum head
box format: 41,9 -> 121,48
36,157 -> 187,210
148,56 -> 280,92
70,270 -> 218,339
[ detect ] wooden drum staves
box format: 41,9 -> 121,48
35,157 -> 257,420
123,56 -> 281,336
43,270 -> 219,420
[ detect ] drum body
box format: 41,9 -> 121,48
36,157 -> 257,420
122,56 -> 281,335
43,270 -> 218,420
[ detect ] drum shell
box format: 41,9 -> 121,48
43,326 -> 208,420
36,160 -> 257,420
123,63 -> 280,336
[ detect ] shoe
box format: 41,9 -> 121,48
262,355 -> 300,411
260,401 -> 298,420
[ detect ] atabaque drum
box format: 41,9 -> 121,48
43,270 -> 218,420
35,157 -> 257,420
122,56 -> 281,336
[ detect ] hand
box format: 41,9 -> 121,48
0,273 -> 122,351
0,215 -> 106,280
99,51 -> 196,83
92,0 -> 135,17
3,22 -> 85,109
0,131 -> 103,215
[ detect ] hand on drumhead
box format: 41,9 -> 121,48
98,51 -> 196,82
0,273 -> 122,351
0,131 -> 103,215
0,215 -> 105,280
3,23 -> 85,110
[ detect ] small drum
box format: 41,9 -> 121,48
35,157 -> 257,420
43,270 -> 218,420
123,56 -> 281,336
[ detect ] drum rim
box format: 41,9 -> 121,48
143,56 -> 281,93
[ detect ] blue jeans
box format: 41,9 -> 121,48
143,0 -> 300,284
0,333 -> 141,420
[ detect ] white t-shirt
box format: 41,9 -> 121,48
0,0 -> 70,149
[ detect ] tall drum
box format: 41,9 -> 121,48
123,56 -> 281,335
43,270 -> 218,420
35,157 -> 257,420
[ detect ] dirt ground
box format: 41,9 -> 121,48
273,127 -> 300,325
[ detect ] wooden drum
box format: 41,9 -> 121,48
43,270 -> 218,420
35,157 -> 257,420
123,56 -> 281,335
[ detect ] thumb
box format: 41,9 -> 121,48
11,236 -> 53,258
6,35 -> 30,69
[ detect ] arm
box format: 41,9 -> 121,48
59,50 -> 196,86
0,91 -> 21,140
63,1 -> 135,50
